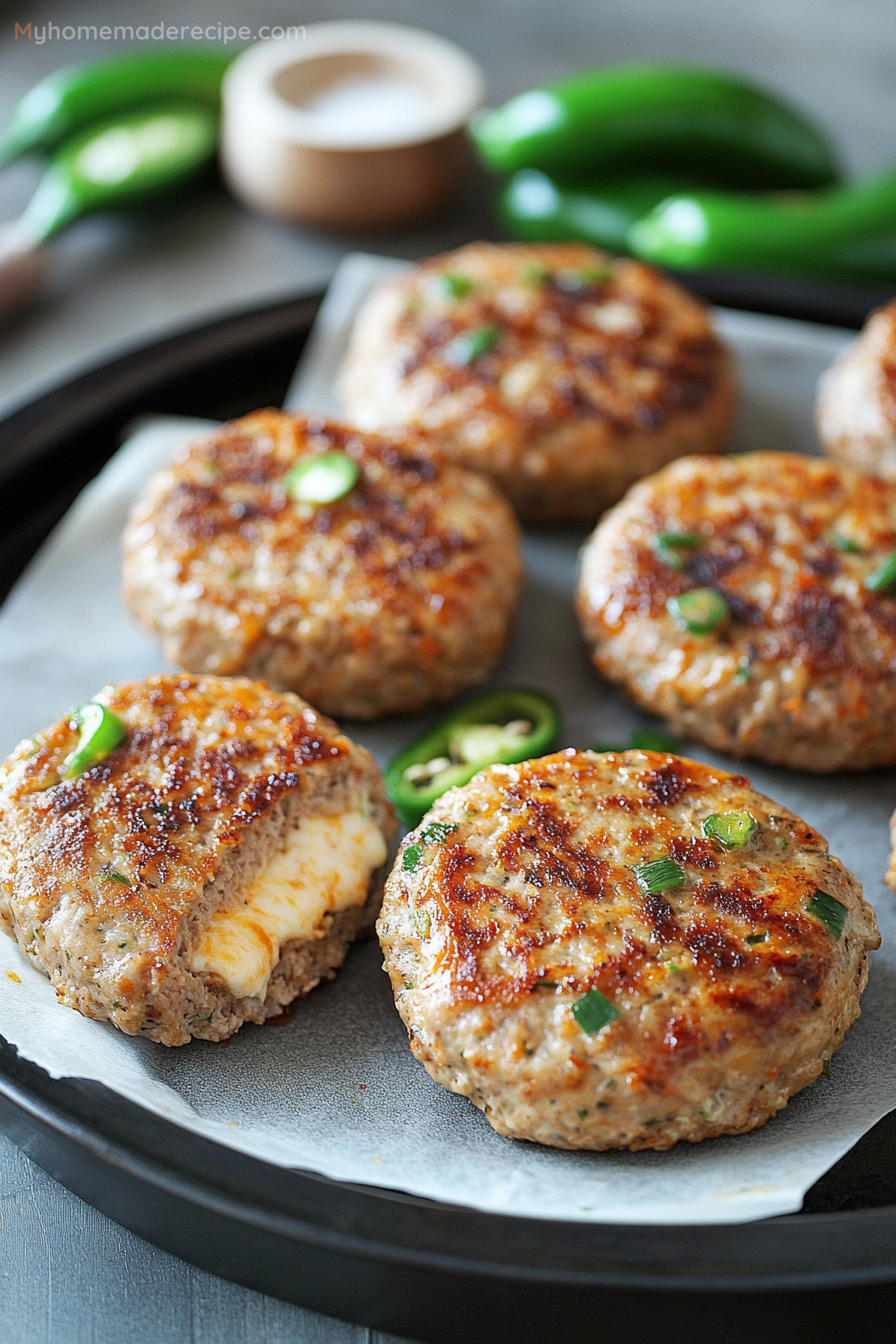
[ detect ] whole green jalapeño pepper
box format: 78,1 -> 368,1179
385,688 -> 561,827
0,49 -> 232,166
471,65 -> 840,189
19,103 -> 219,242
500,168 -> 691,253
628,168 -> 896,284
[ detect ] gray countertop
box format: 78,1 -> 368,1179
1,1 -> 895,1339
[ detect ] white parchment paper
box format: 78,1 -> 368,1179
1,254 -> 894,1226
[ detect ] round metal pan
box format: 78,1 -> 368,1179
1,275 -> 895,1344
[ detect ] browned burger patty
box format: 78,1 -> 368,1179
339,241 -> 736,523
817,300 -> 896,479
0,673 -> 396,1046
122,410 -> 523,721
577,451 -> 896,772
378,749 -> 878,1151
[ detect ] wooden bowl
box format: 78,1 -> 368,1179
221,22 -> 485,230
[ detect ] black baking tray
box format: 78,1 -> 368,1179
2,274 -> 896,1344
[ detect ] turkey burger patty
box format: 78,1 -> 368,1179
817,299 -> 896,481
378,749 -> 877,1151
0,674 -> 396,1046
339,241 -> 736,524
577,451 -> 896,771
123,410 -> 523,721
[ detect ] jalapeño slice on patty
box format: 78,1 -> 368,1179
285,451 -> 359,505
667,586 -> 730,634
65,702 -> 127,778
386,687 -> 561,827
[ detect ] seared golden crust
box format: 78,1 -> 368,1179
0,674 -> 396,1045
577,451 -> 896,771
817,301 -> 896,480
122,410 -> 523,720
379,750 -> 878,1151
340,241 -> 736,522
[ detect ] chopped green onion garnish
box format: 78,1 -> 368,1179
579,265 -> 612,285
666,588 -> 730,635
104,871 -> 130,885
865,550 -> 896,593
285,451 -> 359,505
439,272 -> 475,299
658,531 -> 703,549
65,703 -> 127,779
572,987 -> 621,1034
630,728 -> 680,753
444,323 -> 501,365
734,658 -> 751,684
402,844 -> 423,873
806,889 -> 847,939
746,933 -> 767,945
420,821 -> 458,844
522,262 -> 549,284
555,265 -> 612,291
702,810 -> 758,849
633,857 -> 686,895
832,535 -> 861,553
414,906 -> 432,937
655,531 -> 704,570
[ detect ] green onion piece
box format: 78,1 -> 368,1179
832,535 -> 861,553
806,889 -> 847,939
555,265 -> 612,291
865,550 -> 896,593
630,728 -> 680,753
65,703 -> 127,779
439,272 -> 475,299
414,906 -> 432,937
734,659 -> 750,684
104,871 -> 130,885
579,265 -> 612,285
420,820 -> 458,844
444,324 -> 501,365
402,844 -> 423,873
702,810 -> 758,849
522,262 -> 549,284
666,588 -> 730,635
590,743 -> 625,754
746,933 -> 767,945
285,451 -> 359,505
655,531 -> 704,570
633,857 -> 686,895
572,987 -> 621,1034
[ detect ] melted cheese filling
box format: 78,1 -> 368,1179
189,811 -> 387,1001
